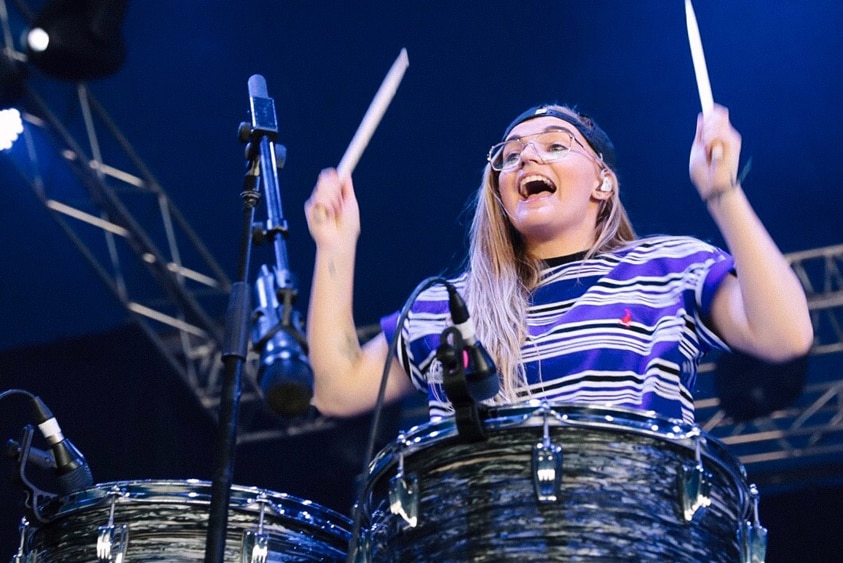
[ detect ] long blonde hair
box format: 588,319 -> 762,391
463,105 -> 637,402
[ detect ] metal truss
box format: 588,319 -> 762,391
0,0 -> 340,447
5,74 -> 336,443
695,244 -> 843,487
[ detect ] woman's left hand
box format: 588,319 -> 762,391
689,104 -> 742,202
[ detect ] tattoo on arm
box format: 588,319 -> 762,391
341,331 -> 361,363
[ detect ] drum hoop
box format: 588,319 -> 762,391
42,478 -> 352,533
368,402 -> 746,487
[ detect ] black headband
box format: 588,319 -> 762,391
502,105 -> 617,172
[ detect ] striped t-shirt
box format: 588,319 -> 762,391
381,236 -> 735,424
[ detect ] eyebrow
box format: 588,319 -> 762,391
504,125 -> 576,142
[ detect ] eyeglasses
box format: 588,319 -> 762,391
486,130 -> 592,172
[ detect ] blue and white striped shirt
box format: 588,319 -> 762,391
381,236 -> 734,423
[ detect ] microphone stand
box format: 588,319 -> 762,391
204,74 -> 287,563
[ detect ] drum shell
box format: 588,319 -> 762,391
27,479 -> 351,562
364,404 -> 751,562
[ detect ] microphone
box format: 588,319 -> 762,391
445,284 -> 499,401
30,396 -> 93,494
253,264 -> 314,417
244,74 -> 278,163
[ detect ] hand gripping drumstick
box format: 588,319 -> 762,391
337,48 -> 409,180
685,0 -> 723,160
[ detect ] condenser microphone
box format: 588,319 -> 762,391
30,396 -> 93,494
445,284 -> 499,401
247,74 -> 277,141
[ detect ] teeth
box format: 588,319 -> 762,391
519,175 -> 556,197
520,175 -> 551,186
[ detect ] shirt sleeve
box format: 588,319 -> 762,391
695,243 -> 736,352
380,310 -> 415,387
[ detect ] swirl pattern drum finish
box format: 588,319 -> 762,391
26,479 -> 351,562
364,404 -> 752,562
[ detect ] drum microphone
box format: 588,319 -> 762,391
253,265 -> 313,417
445,284 -> 499,401
30,396 -> 94,494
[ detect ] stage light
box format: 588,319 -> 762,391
23,0 -> 128,81
25,28 -> 50,53
0,108 -> 24,151
0,48 -> 26,150
0,109 -> 23,151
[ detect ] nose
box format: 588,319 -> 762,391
518,140 -> 543,165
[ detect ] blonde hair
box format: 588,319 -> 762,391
463,105 -> 637,402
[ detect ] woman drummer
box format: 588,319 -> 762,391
304,103 -> 812,424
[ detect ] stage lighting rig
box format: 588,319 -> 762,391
23,0 -> 128,81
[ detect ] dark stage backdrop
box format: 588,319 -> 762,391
1,323 -> 841,561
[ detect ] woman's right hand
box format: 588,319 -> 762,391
304,168 -> 412,417
305,168 -> 360,251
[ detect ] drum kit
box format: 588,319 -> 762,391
8,402 -> 768,562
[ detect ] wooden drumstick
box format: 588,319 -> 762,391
685,0 -> 723,160
337,48 -> 409,180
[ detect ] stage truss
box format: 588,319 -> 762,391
695,244 -> 843,488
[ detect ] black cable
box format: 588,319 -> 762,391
0,388 -> 36,402
345,275 -> 450,562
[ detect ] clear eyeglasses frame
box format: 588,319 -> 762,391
486,130 -> 592,172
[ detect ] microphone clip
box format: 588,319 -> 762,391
9,425 -> 60,524
436,326 -> 489,442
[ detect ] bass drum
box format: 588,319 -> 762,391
363,403 -> 754,562
26,479 -> 351,562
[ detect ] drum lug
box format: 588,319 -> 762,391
348,531 -> 373,563
12,517 -> 35,563
96,486 -> 129,563
532,405 -> 563,503
739,484 -> 768,563
242,531 -> 270,563
679,429 -> 713,522
241,491 -> 271,563
388,434 -> 419,529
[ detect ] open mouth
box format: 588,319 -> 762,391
519,174 -> 557,199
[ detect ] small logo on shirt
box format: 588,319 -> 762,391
619,308 -> 633,328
